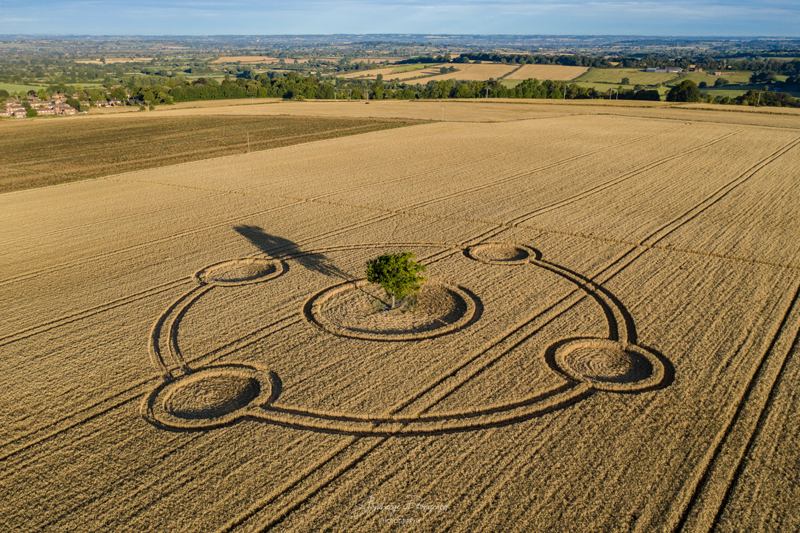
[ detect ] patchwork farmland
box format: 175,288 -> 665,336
1,100 -> 799,532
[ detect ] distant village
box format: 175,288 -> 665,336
1,88 -> 129,119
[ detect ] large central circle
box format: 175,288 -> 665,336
305,279 -> 478,341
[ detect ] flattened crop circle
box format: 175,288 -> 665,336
166,372 -> 260,419
305,279 -> 478,341
551,338 -> 665,392
464,243 -> 538,265
194,258 -> 284,286
146,365 -> 273,429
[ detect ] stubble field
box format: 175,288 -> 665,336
1,100 -> 799,532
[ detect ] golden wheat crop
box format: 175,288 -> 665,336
1,100 -> 798,532
418,63 -> 518,82
510,64 -> 590,81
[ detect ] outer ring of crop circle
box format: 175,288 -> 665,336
463,242 -> 540,265
549,337 -> 665,392
193,257 -> 285,287
304,278 -> 479,341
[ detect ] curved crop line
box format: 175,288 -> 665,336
167,284 -> 214,373
147,285 -> 206,380
246,383 -> 591,436
532,258 -> 633,345
268,382 -> 574,425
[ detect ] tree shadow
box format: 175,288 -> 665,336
234,225 -> 396,308
233,225 -> 351,280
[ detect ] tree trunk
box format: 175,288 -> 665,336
391,294 -> 395,309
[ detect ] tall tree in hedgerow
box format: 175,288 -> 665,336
666,80 -> 701,102
365,252 -> 427,310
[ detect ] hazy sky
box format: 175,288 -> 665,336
1,0 -> 797,37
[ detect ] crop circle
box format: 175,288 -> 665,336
165,372 -> 260,419
464,243 -> 538,265
305,279 -> 478,341
145,365 -> 273,429
194,258 -> 284,286
551,338 -> 665,392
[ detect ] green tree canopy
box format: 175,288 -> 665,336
666,80 -> 701,102
365,252 -> 427,309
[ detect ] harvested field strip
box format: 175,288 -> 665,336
511,64 -> 590,81
0,115 -> 421,193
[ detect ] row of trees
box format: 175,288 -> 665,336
666,80 -> 800,107
6,72 -> 796,111
389,52 -> 800,78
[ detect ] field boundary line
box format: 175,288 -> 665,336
0,117 -> 423,197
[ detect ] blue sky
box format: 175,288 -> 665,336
1,0 -> 797,37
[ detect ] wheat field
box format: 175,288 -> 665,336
1,100 -> 799,532
509,64 -> 590,81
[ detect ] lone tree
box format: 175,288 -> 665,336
366,252 -> 427,310
666,80 -> 701,102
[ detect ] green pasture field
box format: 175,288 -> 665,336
0,83 -> 47,94
701,84 -> 800,99
679,71 -> 756,85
